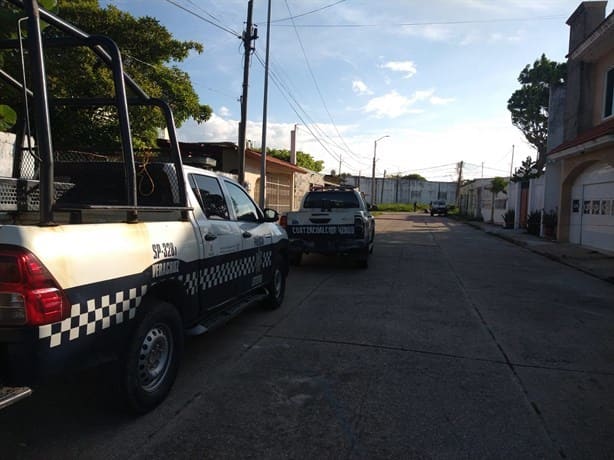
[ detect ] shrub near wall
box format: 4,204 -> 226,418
526,210 -> 541,235
376,203 -> 424,212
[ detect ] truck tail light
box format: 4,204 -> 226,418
0,247 -> 70,326
279,215 -> 288,228
354,216 -> 364,238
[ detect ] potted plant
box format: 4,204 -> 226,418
502,209 -> 515,229
526,210 -> 541,235
542,209 -> 557,239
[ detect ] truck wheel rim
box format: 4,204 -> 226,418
138,324 -> 173,392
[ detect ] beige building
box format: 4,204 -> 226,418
545,2 -> 614,252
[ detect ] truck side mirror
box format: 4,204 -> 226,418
262,208 -> 279,222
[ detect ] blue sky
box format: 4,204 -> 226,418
99,0 -> 612,181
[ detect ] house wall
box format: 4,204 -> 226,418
548,85 -> 567,151
344,176 -> 457,206
293,170 -> 325,210
244,160 -> 296,213
528,175 -> 545,213
544,161 -> 562,225
0,132 -> 15,177
564,2 -> 608,141
0,132 -> 36,178
459,178 -> 508,224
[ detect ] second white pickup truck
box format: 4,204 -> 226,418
282,186 -> 375,268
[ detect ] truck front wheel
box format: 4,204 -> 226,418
120,300 -> 184,413
289,251 -> 302,266
263,262 -> 286,310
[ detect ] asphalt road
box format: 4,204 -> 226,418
1,213 -> 613,459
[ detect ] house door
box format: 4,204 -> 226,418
569,162 -> 614,252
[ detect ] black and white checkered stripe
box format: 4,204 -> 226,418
38,285 -> 148,348
37,250 -> 274,348
180,250 -> 273,296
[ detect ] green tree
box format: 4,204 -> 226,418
0,0 -> 211,151
403,173 -> 426,181
266,148 -> 324,173
507,54 -> 566,162
511,156 -> 541,182
489,176 -> 508,223
0,105 -> 16,131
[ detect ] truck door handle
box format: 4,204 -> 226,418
204,233 -> 217,241
242,231 -> 252,238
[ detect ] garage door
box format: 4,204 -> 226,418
569,162 -> 614,252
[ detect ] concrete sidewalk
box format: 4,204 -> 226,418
465,221 -> 614,285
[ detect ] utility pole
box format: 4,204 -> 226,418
456,160 -> 464,207
290,124 -> 297,164
338,156 -> 342,177
371,147 -> 376,205
380,170 -> 386,203
371,135 -> 389,205
258,0 -> 271,208
509,144 -> 515,178
238,0 -> 256,186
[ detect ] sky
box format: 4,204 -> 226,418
99,0 -> 613,181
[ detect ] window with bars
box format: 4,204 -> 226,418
265,173 -> 292,214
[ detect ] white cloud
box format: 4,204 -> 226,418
352,80 -> 373,95
218,106 -> 231,117
176,114 -> 236,142
380,60 -> 418,79
361,116 -> 536,181
363,90 -> 430,118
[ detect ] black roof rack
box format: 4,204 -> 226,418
1,0 -> 188,224
309,184 -> 356,192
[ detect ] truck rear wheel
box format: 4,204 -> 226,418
356,248 -> 369,269
120,299 -> 183,413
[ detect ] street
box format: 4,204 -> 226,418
1,213 -> 613,459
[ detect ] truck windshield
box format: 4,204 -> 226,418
303,191 -> 359,209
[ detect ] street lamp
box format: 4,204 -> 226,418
371,135 -> 389,205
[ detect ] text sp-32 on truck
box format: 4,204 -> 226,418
281,186 -> 375,268
0,1 -> 288,413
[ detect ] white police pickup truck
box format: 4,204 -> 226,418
282,186 -> 375,268
0,2 -> 288,413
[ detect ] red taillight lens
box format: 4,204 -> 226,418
0,247 -> 70,326
354,216 -> 364,238
280,215 -> 288,228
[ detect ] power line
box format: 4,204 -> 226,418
269,0 -> 347,23
184,0 -> 229,27
253,52 -> 343,167
163,0 -> 241,38
253,50 -> 368,172
283,0 -> 360,163
272,15 -> 565,28
465,161 -> 510,175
